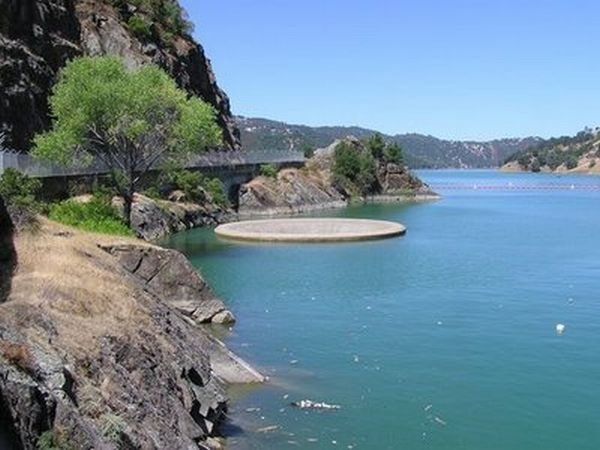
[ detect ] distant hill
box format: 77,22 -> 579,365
236,116 -> 541,169
502,128 -> 600,174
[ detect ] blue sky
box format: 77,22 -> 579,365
180,0 -> 599,140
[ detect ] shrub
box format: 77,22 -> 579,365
565,155 -> 579,170
366,133 -> 386,160
49,197 -> 133,236
99,413 -> 127,445
165,169 -> 205,202
204,177 -> 228,207
0,168 -> 41,209
37,429 -> 72,450
142,186 -> 162,200
302,144 -> 315,159
333,141 -> 376,196
384,142 -> 404,164
127,14 -> 152,40
259,164 -> 279,178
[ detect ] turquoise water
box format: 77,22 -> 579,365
164,170 -> 600,450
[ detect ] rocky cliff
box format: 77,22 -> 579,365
0,0 -> 241,152
238,138 -> 438,216
0,218 -> 263,450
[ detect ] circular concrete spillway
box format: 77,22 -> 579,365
214,218 -> 406,243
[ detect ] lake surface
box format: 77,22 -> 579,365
163,170 -> 600,450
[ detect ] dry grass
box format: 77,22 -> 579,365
0,340 -> 34,373
2,218 -> 153,356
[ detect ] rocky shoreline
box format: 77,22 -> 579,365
0,206 -> 263,450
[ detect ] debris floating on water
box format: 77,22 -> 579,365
556,323 -> 566,335
424,404 -> 433,412
434,416 -> 447,426
256,425 -> 279,433
291,399 -> 341,410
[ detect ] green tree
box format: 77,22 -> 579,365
384,142 -> 404,164
302,144 -> 315,159
333,141 -> 376,196
33,56 -> 221,226
366,133 -> 386,160
259,164 -> 279,178
0,168 -> 41,209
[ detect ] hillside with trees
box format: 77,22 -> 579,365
502,128 -> 600,173
236,116 -> 541,169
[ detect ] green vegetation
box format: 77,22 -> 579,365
0,168 -> 41,209
333,141 -> 376,196
37,430 -> 71,450
49,196 -> 133,237
366,134 -> 386,160
366,133 -> 404,164
111,0 -> 193,44
34,56 -> 221,226
302,144 -> 315,159
127,14 -> 152,40
99,413 -> 127,445
384,142 -> 404,165
161,168 -> 229,207
259,164 -> 279,179
204,177 -> 228,208
505,129 -> 598,172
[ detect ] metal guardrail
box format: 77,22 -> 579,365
0,149 -> 305,178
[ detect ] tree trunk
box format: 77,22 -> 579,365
123,192 -> 133,228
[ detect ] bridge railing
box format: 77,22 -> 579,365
0,149 -> 305,178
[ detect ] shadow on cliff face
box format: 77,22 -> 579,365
0,197 -> 17,303
0,392 -> 21,450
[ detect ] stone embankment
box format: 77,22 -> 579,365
0,215 -> 263,450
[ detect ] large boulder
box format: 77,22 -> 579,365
99,243 -> 236,324
238,168 -> 346,217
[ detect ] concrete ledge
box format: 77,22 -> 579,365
215,218 -> 406,243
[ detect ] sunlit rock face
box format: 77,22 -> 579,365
0,0 -> 241,152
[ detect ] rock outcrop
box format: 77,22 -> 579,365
116,193 -> 233,241
238,168 -> 346,217
0,219 -> 262,450
0,0 -> 240,152
238,138 -> 438,216
100,243 -> 235,324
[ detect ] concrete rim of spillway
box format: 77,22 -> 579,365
214,218 -> 406,243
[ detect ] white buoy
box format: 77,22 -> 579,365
556,323 -> 566,335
